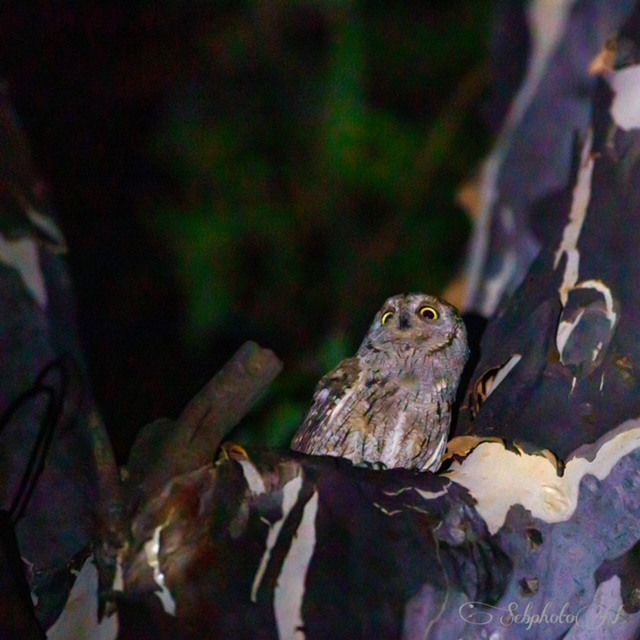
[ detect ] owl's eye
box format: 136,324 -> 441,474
381,311 -> 394,325
418,306 -> 439,320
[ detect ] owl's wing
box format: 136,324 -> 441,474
290,357 -> 363,453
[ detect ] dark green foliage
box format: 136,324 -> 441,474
0,0 -> 491,453
148,1 -> 490,446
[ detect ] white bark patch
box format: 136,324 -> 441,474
556,279 -> 618,363
238,460 -> 267,495
609,64 -> 640,131
0,235 -> 47,307
274,490 -> 319,640
372,502 -> 403,516
47,556 -> 119,640
556,309 -> 586,358
413,487 -> 448,501
484,206 -> 517,313
553,130 -> 594,306
526,1 -> 575,94
112,559 -> 124,591
563,576 -> 636,638
485,354 -> 522,401
382,486 -> 415,497
576,280 -> 618,327
144,524 -> 176,615
26,207 -> 67,250
464,154 -> 500,314
482,247 -> 517,316
446,419 -> 640,534
251,474 -> 303,602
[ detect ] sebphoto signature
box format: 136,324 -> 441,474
459,600 -> 629,631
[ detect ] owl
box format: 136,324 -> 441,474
291,293 -> 469,471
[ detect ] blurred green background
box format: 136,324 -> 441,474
1,1 -> 492,461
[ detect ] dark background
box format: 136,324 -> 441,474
0,1 -> 495,461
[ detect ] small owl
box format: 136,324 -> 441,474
291,293 -> 469,471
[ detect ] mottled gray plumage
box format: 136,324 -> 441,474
291,293 -> 469,470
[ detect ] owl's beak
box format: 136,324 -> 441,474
398,312 -> 412,330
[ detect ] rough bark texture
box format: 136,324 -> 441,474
0,83 -> 107,634
126,341 -> 282,511
111,5 -> 640,635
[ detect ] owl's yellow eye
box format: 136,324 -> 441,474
381,311 -> 394,325
418,306 -> 439,320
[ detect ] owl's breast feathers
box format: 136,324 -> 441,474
291,350 -> 458,468
290,357 -> 363,454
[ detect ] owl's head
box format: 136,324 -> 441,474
358,293 -> 468,357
